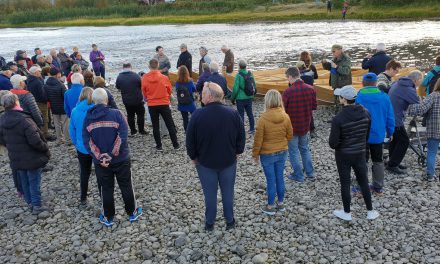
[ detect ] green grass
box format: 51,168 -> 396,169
0,0 -> 439,28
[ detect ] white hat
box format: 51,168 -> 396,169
10,75 -> 27,88
334,85 -> 357,100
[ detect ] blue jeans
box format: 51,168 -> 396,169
288,134 -> 314,181
236,99 -> 255,131
260,151 -> 288,205
196,162 -> 237,225
427,138 -> 440,176
17,169 -> 42,207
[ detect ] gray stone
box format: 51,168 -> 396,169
252,253 -> 268,264
175,236 -> 187,247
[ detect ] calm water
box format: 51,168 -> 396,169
0,21 -> 439,79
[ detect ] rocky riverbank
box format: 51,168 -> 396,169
0,86 -> 439,263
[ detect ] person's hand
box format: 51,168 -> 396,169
330,61 -> 337,68
100,157 -> 110,168
366,54 -> 373,59
389,136 -> 393,142
192,159 -> 198,166
253,157 -> 259,164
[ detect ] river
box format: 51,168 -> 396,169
0,20 -> 439,80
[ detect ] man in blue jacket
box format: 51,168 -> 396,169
82,88 -> 142,227
0,66 -> 13,90
387,71 -> 423,174
362,43 -> 392,75
356,73 -> 395,195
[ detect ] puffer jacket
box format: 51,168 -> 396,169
329,104 -> 371,154
0,110 -> 50,170
27,75 -> 47,103
44,77 -> 66,115
10,89 -> 43,127
252,107 -> 293,157
323,53 -> 352,89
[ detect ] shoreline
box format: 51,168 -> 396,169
1,7 -> 439,28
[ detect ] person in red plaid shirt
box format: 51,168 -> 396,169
282,67 -> 317,182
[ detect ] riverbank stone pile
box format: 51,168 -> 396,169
0,85 -> 439,263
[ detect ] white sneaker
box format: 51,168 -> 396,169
367,210 -> 380,220
333,209 -> 352,221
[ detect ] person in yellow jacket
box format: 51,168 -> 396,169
252,89 -> 293,215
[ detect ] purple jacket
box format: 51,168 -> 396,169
89,50 -> 105,70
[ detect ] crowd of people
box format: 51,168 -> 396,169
0,42 -> 439,229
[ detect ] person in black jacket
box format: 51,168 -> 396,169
116,63 -> 146,135
186,82 -> 245,231
361,43 -> 392,75
329,85 -> 379,222
0,93 -> 50,215
44,68 -> 68,144
177,43 -> 192,77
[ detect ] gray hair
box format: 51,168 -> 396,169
1,93 -> 18,110
36,54 -> 45,60
285,67 -> 300,78
29,65 -> 42,75
202,63 -> 210,72
238,59 -> 247,69
92,88 -> 108,105
50,49 -> 57,56
221,45 -> 228,50
407,70 -> 423,82
71,73 -> 84,84
180,43 -> 187,49
0,90 -> 12,106
209,62 -> 219,73
199,46 -> 208,52
204,82 -> 224,102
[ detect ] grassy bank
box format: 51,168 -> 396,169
0,1 -> 439,28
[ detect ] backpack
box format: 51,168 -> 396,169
176,83 -> 193,105
428,69 -> 440,95
239,71 -> 256,96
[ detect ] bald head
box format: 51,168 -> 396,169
202,82 -> 224,105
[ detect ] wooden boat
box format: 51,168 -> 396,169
169,65 -> 417,105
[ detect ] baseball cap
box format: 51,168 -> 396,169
10,75 -> 27,87
363,72 -> 378,82
334,85 -> 357,100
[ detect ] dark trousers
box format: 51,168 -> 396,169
12,168 -> 22,194
335,152 -> 372,213
94,65 -> 105,79
388,126 -> 409,167
310,115 -> 315,132
77,151 -> 96,201
366,143 -> 383,162
196,162 -> 237,225
95,160 -> 136,219
236,99 -> 255,131
148,105 -> 178,148
125,103 -> 145,134
37,102 -> 49,138
180,110 -> 193,132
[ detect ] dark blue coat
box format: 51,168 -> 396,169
0,73 -> 12,90
186,102 -> 245,169
115,71 -> 143,106
27,75 -> 47,103
207,72 -> 230,97
362,51 -> 392,75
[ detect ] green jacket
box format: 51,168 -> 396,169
231,69 -> 256,101
323,53 -> 352,89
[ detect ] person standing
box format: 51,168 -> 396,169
362,43 -> 392,75
206,62 -> 230,98
9,75 -> 43,127
355,73 -> 395,195
82,88 -> 142,227
282,67 -> 316,182
0,93 -> 50,215
196,63 -> 212,102
31,48 -> 42,65
231,60 -> 256,134
58,47 -> 73,76
221,45 -> 234,74
326,0 -> 332,13
177,44 -> 192,77
89,44 -> 105,79
377,60 -> 402,94
115,63 -> 146,135
44,68 -> 68,145
299,51 -> 319,137
175,66 -> 197,131
253,90 -> 293,215
409,79 -> 440,182
322,44 -> 352,112
422,56 -> 440,95
186,82 -> 245,231
342,1 -> 349,20
69,87 -> 96,206
0,66 -> 13,90
153,46 -> 171,76
50,49 -> 62,72
15,56 -> 30,77
329,85 -> 379,221
64,73 -> 84,118
198,46 -> 211,75
387,71 -> 423,174
142,59 -> 179,151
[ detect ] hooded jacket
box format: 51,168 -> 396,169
252,107 -> 293,157
361,51 -> 392,75
141,70 -> 172,107
0,110 -> 50,170
82,104 -> 129,165
329,104 -> 371,154
70,100 -> 94,154
10,89 -> 43,127
27,75 -> 47,103
64,83 -> 83,117
356,86 -> 395,144
388,77 -> 420,127
45,77 -> 66,115
115,70 -> 143,106
323,53 -> 352,89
